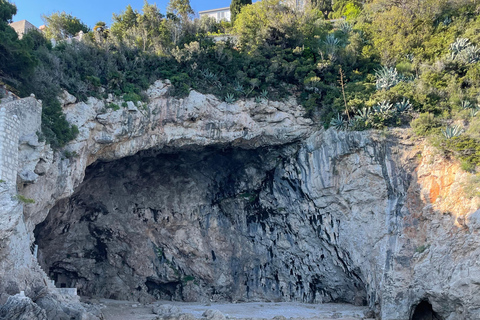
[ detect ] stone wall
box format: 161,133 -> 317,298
0,97 -> 42,188
0,106 -> 20,187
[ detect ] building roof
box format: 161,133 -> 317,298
9,20 -> 39,39
199,7 -> 230,14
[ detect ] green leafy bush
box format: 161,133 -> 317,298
411,113 -> 441,136
13,195 -> 35,204
443,136 -> 480,172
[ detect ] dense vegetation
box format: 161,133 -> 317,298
0,0 -> 479,178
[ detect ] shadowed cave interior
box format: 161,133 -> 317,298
411,300 -> 442,320
34,145 -> 368,304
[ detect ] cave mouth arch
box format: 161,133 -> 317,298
34,146 -> 367,304
411,300 -> 443,320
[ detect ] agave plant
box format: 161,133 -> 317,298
395,98 -> 412,113
324,34 -> 340,47
201,69 -> 219,83
375,66 -> 400,90
233,81 -> 245,94
373,100 -> 394,114
225,93 -> 236,104
458,45 -> 480,64
442,125 -> 463,139
339,21 -> 353,34
461,100 -> 474,110
449,38 -> 471,56
355,107 -> 370,122
348,117 -> 360,130
470,108 -> 479,117
255,96 -> 263,104
330,113 -> 347,131
260,89 -> 268,99
442,16 -> 452,26
449,38 -> 479,63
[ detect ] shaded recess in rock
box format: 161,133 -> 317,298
411,300 -> 443,320
34,144 -> 367,304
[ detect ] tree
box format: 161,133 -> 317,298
93,21 -> 109,43
230,0 -> 252,24
42,11 -> 89,41
111,5 -> 139,40
310,0 -> 332,15
137,1 -> 164,50
233,0 -> 325,52
0,0 -> 16,22
0,0 -> 36,85
329,0 -> 362,19
167,0 -> 194,21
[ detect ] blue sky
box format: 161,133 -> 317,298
10,0 -> 233,28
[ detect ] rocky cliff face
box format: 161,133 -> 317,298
1,80 -> 480,320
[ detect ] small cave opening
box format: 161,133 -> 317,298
411,300 -> 443,320
33,145 -> 367,304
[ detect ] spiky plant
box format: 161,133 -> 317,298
225,93 -> 236,104
461,100 -> 473,110
330,114 -> 347,131
323,34 -> 340,60
339,21 -> 353,34
449,38 -> 479,63
260,89 -> 268,99
459,45 -> 480,64
324,34 -> 340,47
348,117 -> 360,130
450,38 -> 471,55
395,98 -> 412,113
373,100 -> 394,114
442,125 -> 463,139
375,66 -> 400,90
255,96 -> 263,104
442,16 -> 452,26
201,69 -> 219,83
356,107 -> 370,122
233,82 -> 245,95
470,108 -> 479,118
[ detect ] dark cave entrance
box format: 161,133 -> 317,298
33,146 -> 367,304
411,300 -> 443,320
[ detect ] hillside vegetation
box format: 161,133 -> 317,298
0,0 -> 479,177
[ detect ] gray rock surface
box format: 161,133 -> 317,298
0,294 -> 47,320
2,80 -> 480,320
202,309 -> 226,320
153,304 -> 181,316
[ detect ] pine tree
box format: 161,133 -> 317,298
42,11 -> 90,41
167,0 -> 194,21
111,5 -> 139,40
230,0 -> 252,24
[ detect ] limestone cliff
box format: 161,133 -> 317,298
1,80 -> 479,320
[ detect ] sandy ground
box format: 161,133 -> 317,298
86,298 -> 372,320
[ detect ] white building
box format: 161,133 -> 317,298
8,20 -> 39,39
199,7 -> 231,22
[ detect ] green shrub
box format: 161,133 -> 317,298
63,150 -> 78,159
13,195 -> 35,204
443,136 -> 480,172
411,113 -> 441,136
463,174 -> 480,199
416,244 -> 430,254
123,92 -> 142,104
461,160 -> 476,173
107,103 -> 120,111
